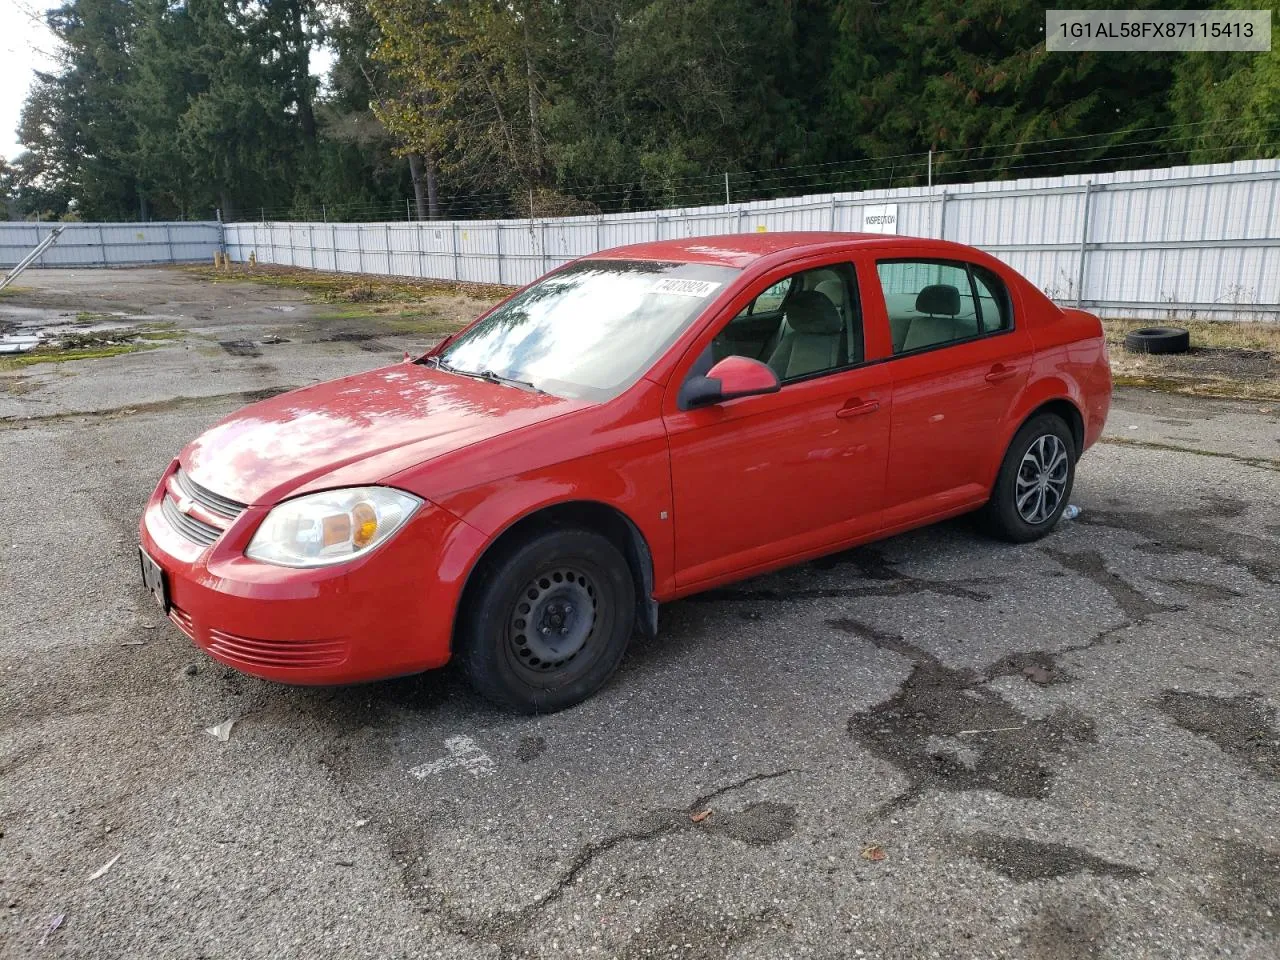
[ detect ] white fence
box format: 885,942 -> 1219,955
0,221 -> 222,269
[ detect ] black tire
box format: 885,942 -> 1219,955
980,414 -> 1077,543
457,528 -> 636,713
1124,326 -> 1190,355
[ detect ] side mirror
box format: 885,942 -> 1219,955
680,355 -> 781,409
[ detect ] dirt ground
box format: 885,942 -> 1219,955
0,268 -> 1277,959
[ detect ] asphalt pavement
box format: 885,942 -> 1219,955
1,269 -> 1277,959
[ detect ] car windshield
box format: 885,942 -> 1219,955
437,259 -> 740,400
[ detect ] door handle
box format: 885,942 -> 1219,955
836,398 -> 880,418
985,363 -> 1019,383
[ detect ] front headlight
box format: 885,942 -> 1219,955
246,487 -> 422,567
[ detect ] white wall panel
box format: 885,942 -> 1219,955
218,159 -> 1280,320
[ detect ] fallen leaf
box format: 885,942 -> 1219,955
88,853 -> 121,881
205,719 -> 236,742
860,844 -> 887,862
690,810 -> 712,823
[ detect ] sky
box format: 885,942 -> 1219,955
0,2 -> 55,162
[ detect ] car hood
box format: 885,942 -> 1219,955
181,363 -> 586,505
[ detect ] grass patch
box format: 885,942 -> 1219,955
73,310 -> 123,325
1102,318 -> 1280,353
0,285 -> 33,300
0,343 -> 157,370
1101,317 -> 1279,401
1112,374 -> 1280,403
184,262 -> 513,303
315,304 -> 466,337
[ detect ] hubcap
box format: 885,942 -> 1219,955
1015,434 -> 1069,524
508,567 -> 598,672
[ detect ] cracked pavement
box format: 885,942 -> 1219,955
1,269 -> 1278,958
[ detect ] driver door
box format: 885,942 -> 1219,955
662,258 -> 894,589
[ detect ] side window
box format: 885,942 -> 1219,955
752,279 -> 790,313
711,264 -> 863,382
877,259 -> 1008,354
970,265 -> 1011,332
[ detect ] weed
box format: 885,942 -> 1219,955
0,343 -> 157,370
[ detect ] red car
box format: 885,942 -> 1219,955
139,233 -> 1111,711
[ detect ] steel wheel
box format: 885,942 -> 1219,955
506,565 -> 599,678
1015,434 -> 1069,525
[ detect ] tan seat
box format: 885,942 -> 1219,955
767,291 -> 844,379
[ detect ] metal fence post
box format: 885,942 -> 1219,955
451,222 -> 460,281
385,221 -> 392,275
330,222 -> 338,271
164,223 -> 174,263
357,223 -> 365,273
1076,181 -> 1094,307
495,223 -> 503,285
417,224 -> 427,278
98,223 -> 108,266
595,215 -> 603,253
937,190 -> 948,241
829,196 -> 838,230
540,219 -> 549,274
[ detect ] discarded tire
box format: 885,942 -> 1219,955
1124,326 -> 1190,355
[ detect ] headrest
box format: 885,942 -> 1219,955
785,290 -> 842,334
814,278 -> 844,308
916,284 -> 961,316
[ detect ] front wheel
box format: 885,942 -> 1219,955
980,414 -> 1076,543
456,528 -> 636,713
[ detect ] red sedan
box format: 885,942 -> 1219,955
139,233 -> 1111,711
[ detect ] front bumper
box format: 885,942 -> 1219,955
139,462 -> 485,685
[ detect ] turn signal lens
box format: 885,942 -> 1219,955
352,502 -> 378,549
246,487 -> 422,567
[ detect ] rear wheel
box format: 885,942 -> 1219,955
980,413 -> 1076,543
457,528 -> 635,713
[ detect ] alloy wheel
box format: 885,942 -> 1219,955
1015,434 -> 1069,524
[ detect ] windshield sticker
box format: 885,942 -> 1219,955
651,278 -> 722,298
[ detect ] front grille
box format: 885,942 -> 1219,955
173,468 -> 246,522
207,629 -> 348,670
162,494 -> 221,546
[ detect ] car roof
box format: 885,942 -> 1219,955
584,232 -> 937,269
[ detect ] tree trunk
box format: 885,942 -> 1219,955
425,153 -> 439,220
408,152 -> 429,221
523,16 -> 540,179
290,0 -> 316,140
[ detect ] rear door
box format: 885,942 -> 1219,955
866,257 -> 1032,526
663,256 -> 895,588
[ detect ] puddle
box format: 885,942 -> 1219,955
1,304 -> 173,356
